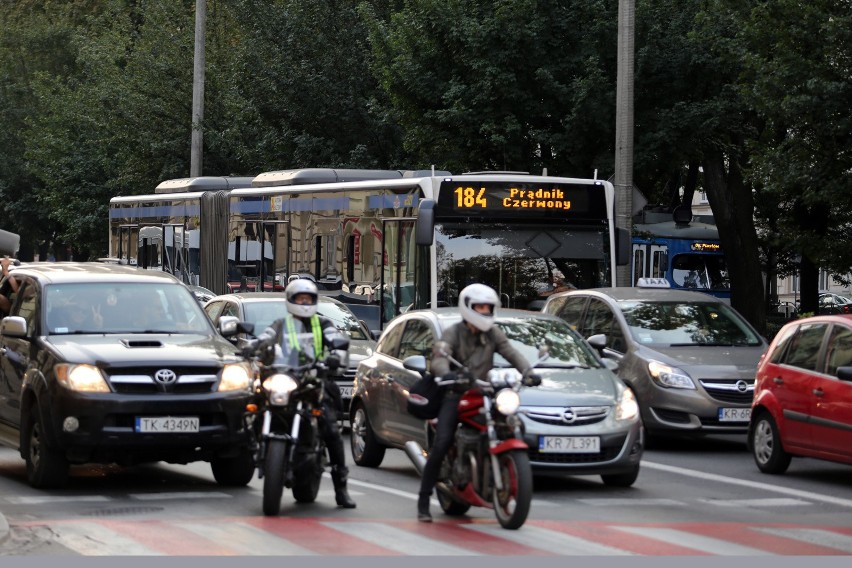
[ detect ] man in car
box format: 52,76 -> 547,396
416,283 -> 539,522
247,278 -> 356,509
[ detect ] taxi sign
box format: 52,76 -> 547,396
637,277 -> 671,288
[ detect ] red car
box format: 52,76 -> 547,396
749,314 -> 852,473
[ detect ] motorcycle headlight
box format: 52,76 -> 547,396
495,388 -> 521,415
218,362 -> 253,392
647,360 -> 695,389
616,387 -> 640,421
262,374 -> 299,406
55,364 -> 110,393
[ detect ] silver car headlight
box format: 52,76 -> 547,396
218,362 -> 253,392
495,388 -> 521,415
262,374 -> 299,406
616,387 -> 640,421
647,360 -> 695,389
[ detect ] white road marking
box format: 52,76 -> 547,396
696,497 -> 810,507
464,523 -> 633,555
754,527 -> 852,553
323,521 -> 479,555
613,526 -> 771,555
181,520 -> 316,555
35,522 -> 162,556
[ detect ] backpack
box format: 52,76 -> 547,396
406,374 -> 442,420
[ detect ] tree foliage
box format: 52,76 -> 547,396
0,0 -> 848,332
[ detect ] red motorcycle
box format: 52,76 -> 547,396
404,350 -> 543,530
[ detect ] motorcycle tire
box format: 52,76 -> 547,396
262,439 -> 288,516
437,485 -> 471,516
292,451 -> 323,503
492,449 -> 533,530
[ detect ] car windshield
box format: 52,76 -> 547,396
493,317 -> 602,369
618,300 -> 762,346
46,282 -> 211,335
242,300 -> 370,341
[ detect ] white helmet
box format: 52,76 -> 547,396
458,284 -> 500,332
285,278 -> 318,318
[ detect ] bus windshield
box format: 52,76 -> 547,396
435,221 -> 611,310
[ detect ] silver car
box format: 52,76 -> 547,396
542,281 -> 768,439
350,308 -> 644,486
203,292 -> 376,414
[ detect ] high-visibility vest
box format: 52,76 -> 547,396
284,314 -> 323,358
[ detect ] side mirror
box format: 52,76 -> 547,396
328,333 -> 350,351
219,316 -> 253,337
837,366 -> 852,382
602,358 -> 619,373
0,315 -> 27,338
415,199 -> 435,246
586,333 -> 607,352
402,355 -> 428,374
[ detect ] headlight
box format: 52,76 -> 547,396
647,360 -> 695,389
262,374 -> 298,406
55,364 -> 110,393
494,388 -> 521,415
219,362 -> 253,392
616,387 -> 639,421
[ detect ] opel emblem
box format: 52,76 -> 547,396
736,380 -> 749,393
154,369 -> 178,385
561,408 -> 576,424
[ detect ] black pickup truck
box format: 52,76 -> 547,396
0,262 -> 255,488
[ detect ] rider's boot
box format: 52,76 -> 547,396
417,491 -> 432,522
331,465 -> 356,509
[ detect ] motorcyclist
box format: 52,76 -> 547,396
246,278 -> 356,509
416,283 -> 540,522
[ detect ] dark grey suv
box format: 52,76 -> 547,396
0,263 -> 255,488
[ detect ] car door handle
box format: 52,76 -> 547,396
773,377 -> 784,384
813,388 -> 824,397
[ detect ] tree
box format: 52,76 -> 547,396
361,0 -> 619,176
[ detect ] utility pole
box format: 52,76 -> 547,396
614,0 -> 635,286
190,0 -> 206,177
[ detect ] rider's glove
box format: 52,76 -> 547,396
523,372 -> 542,387
443,371 -> 458,383
240,339 -> 260,358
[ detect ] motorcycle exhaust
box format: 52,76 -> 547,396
404,441 -> 428,476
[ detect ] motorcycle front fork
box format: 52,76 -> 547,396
254,402 -> 304,482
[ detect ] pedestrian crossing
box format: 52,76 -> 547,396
5,516 -> 852,556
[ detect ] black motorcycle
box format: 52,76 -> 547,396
239,320 -> 348,516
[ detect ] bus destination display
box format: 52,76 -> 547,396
436,180 -> 608,220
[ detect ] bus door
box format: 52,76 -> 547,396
230,221 -> 289,292
381,219 -> 416,326
162,224 -> 186,280
116,224 -> 139,266
632,242 -> 668,285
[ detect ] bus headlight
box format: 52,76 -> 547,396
495,389 -> 521,415
219,362 -> 253,392
55,364 -> 110,393
648,360 -> 695,389
262,374 -> 299,406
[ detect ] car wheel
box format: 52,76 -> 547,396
751,411 -> 792,474
211,449 -> 255,486
24,405 -> 69,489
601,465 -> 640,487
350,403 -> 385,467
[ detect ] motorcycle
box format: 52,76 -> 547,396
238,319 -> 349,516
403,347 -> 546,530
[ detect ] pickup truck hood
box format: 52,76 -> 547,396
46,333 -> 241,367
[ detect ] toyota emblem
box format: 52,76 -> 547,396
154,369 -> 178,385
561,408 -> 576,424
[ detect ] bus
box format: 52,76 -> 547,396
631,210 -> 730,299
109,169 -> 630,329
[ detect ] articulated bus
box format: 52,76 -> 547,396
631,212 -> 730,300
109,169 -> 629,329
